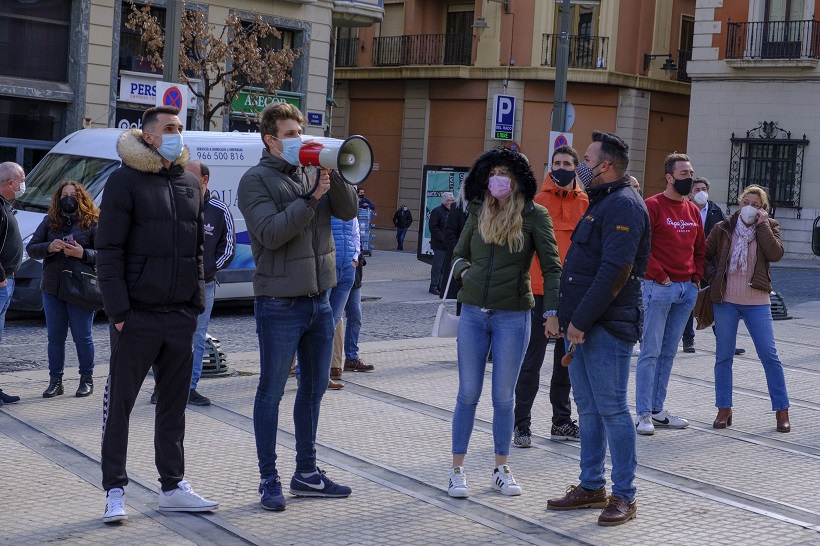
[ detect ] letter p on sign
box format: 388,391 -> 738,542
492,94 -> 515,141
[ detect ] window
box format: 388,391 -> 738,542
553,1 -> 599,37
763,0 -> 806,58
335,27 -> 359,68
444,6 -> 473,65
728,122 -> 809,213
120,2 -> 166,73
0,96 -> 65,142
0,0 -> 71,82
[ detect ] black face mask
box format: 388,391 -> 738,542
551,168 -> 576,187
672,177 -> 694,196
60,196 -> 78,214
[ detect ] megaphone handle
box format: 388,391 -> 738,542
297,168 -> 321,199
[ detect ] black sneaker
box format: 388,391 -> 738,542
289,468 -> 351,497
551,421 -> 580,441
188,389 -> 211,406
259,476 -> 286,511
150,392 -> 157,405
513,426 -> 532,448
682,338 -> 695,353
0,389 -> 20,404
734,348 -> 745,355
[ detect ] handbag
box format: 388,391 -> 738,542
432,258 -> 464,338
58,257 -> 103,312
693,285 -> 713,330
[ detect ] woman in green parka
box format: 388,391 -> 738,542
447,147 -> 562,499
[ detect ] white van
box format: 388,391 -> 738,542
11,128 -> 264,311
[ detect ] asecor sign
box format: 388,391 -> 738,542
492,94 -> 515,141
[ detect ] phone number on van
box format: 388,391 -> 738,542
193,147 -> 245,164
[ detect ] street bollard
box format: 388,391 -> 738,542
201,333 -> 229,376
770,291 -> 790,320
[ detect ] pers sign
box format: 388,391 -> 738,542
492,94 -> 515,141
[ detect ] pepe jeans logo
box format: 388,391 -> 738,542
666,217 -> 697,231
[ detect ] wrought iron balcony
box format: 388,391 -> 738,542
726,19 -> 820,59
335,38 -> 359,67
372,34 -> 473,67
542,34 -> 608,69
677,49 -> 691,82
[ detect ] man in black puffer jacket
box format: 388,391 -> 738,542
97,106 -> 217,524
548,131 -> 650,526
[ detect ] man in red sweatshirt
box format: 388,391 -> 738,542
635,153 -> 705,436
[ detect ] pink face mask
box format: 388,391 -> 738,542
488,175 -> 513,200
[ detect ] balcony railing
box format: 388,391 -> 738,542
335,38 -> 359,67
542,34 -> 608,69
726,19 -> 820,59
677,49 -> 692,82
372,34 -> 473,67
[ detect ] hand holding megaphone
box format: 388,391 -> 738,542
296,135 -> 374,198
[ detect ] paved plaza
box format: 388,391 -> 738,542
1,251 -> 820,545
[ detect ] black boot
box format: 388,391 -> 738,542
43,377 -> 64,398
76,374 -> 94,397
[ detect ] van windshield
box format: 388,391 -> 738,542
13,153 -> 121,213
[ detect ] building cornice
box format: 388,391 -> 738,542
334,67 -> 690,95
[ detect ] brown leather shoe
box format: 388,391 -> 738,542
547,484 -> 607,511
344,358 -> 374,372
776,409 -> 790,433
713,408 -> 733,429
327,379 -> 344,390
597,495 -> 637,526
330,367 -> 343,380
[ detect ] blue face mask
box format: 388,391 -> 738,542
150,133 -> 184,163
274,136 -> 303,166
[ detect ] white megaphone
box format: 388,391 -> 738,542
298,135 -> 374,185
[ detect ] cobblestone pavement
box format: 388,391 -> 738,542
2,251 -> 820,545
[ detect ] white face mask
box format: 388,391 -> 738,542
693,191 -> 708,206
13,181 -> 25,199
740,205 -> 758,225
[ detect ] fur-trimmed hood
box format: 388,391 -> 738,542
116,128 -> 190,174
462,147 -> 537,203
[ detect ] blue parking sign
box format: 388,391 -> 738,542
492,94 -> 515,141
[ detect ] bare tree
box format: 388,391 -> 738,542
126,1 -> 300,128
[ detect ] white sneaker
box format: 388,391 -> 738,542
448,466 -> 469,498
492,465 -> 522,496
158,480 -> 219,512
103,488 -> 127,523
636,413 -> 655,436
651,409 -> 689,429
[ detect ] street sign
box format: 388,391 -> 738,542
505,141 -> 521,153
549,131 -> 574,167
156,81 -> 188,126
307,112 -> 324,127
550,101 -> 576,132
492,94 -> 515,141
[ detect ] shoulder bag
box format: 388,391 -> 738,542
58,257 -> 103,312
432,258 -> 463,338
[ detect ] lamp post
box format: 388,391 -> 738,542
643,53 -> 679,80
163,0 -> 181,84
551,0 -> 572,132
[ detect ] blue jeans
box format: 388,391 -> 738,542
452,304 -> 530,457
253,293 -> 334,479
567,327 -> 636,502
635,280 -> 698,416
191,280 -> 216,389
396,227 -> 408,250
0,277 -> 13,343
328,266 -> 355,325
41,291 -> 95,377
713,302 -> 789,411
344,285 -> 361,359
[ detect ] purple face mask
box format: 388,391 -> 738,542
488,175 -> 513,200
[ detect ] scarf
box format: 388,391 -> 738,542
728,220 -> 756,273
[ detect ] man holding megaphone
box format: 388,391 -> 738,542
238,103 -> 359,512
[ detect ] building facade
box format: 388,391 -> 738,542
332,0 -> 696,251
0,0 -> 382,173
687,0 -> 819,260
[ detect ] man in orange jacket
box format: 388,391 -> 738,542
513,145 -> 589,446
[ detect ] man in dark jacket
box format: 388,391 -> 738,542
238,102 -> 358,512
441,199 -> 468,300
547,131 -> 650,527
682,177 -> 726,353
97,106 -> 217,523
185,160 -> 235,406
392,204 -> 413,250
0,162 -> 25,406
428,192 -> 454,294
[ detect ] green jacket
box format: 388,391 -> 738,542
453,200 -> 561,311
